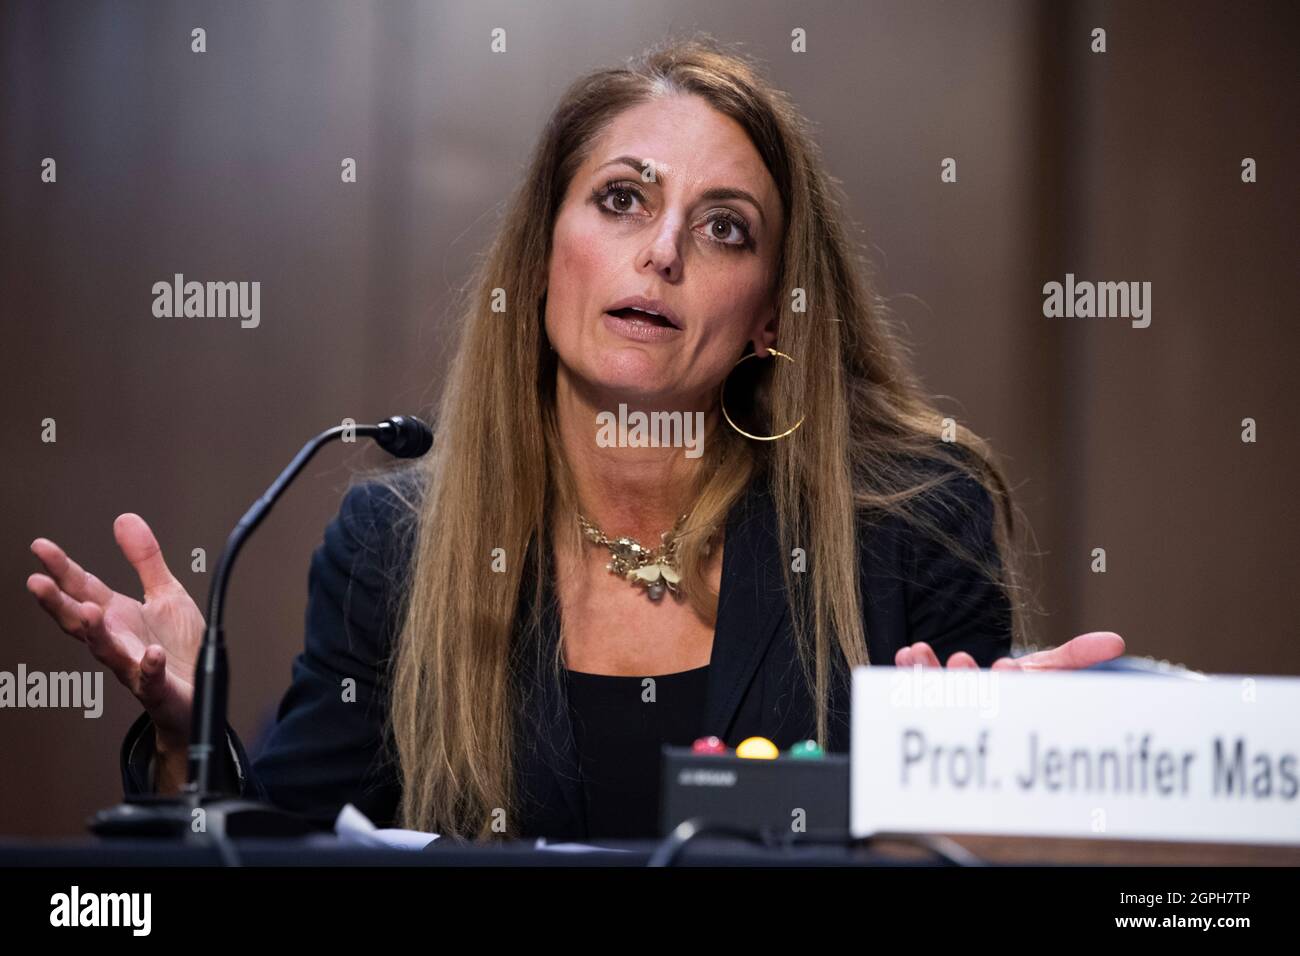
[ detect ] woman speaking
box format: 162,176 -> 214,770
25,37 -> 1123,842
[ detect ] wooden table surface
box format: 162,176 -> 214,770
872,833 -> 1300,865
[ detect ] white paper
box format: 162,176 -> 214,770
533,838 -> 635,853
334,803 -> 440,850
334,803 -> 641,852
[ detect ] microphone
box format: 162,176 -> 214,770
374,414 -> 434,459
90,415 -> 433,840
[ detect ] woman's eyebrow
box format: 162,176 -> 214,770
595,155 -> 767,226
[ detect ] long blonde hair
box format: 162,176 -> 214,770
375,34 -> 1032,840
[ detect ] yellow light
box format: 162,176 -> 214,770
735,736 -> 779,759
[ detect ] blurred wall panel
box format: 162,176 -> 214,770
1063,2 -> 1298,674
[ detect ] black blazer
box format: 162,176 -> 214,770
119,453 -> 1011,840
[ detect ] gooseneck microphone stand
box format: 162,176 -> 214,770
89,415 -> 433,841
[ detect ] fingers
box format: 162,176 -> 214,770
112,513 -> 177,597
1011,631 -> 1127,671
136,644 -> 170,708
945,651 -> 979,669
27,574 -> 140,678
894,642 -> 943,668
77,603 -> 141,682
894,633 -> 1128,672
989,632 -> 1127,671
1053,631 -> 1126,668
891,644 -> 998,669
28,538 -> 114,604
26,572 -> 100,639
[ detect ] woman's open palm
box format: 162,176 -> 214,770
26,513 -> 203,752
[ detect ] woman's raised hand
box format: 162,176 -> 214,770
894,631 -> 1126,670
26,514 -> 203,754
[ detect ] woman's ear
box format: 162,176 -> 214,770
751,307 -> 780,358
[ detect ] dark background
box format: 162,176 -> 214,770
2,0 -> 1295,835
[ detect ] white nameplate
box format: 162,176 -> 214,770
850,668 -> 1300,845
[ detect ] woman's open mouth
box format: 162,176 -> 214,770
602,306 -> 684,342
605,306 -> 678,328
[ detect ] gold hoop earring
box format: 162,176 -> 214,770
719,348 -> 806,441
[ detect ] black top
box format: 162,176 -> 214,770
565,664 -> 711,840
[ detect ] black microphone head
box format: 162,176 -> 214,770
375,415 -> 434,458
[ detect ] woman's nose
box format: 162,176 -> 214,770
638,219 -> 683,281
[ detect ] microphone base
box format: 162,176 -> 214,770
88,795 -> 316,840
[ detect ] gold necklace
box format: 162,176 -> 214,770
576,512 -> 687,601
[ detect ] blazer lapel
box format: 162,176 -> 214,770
703,477 -> 789,739
515,564 -> 586,835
